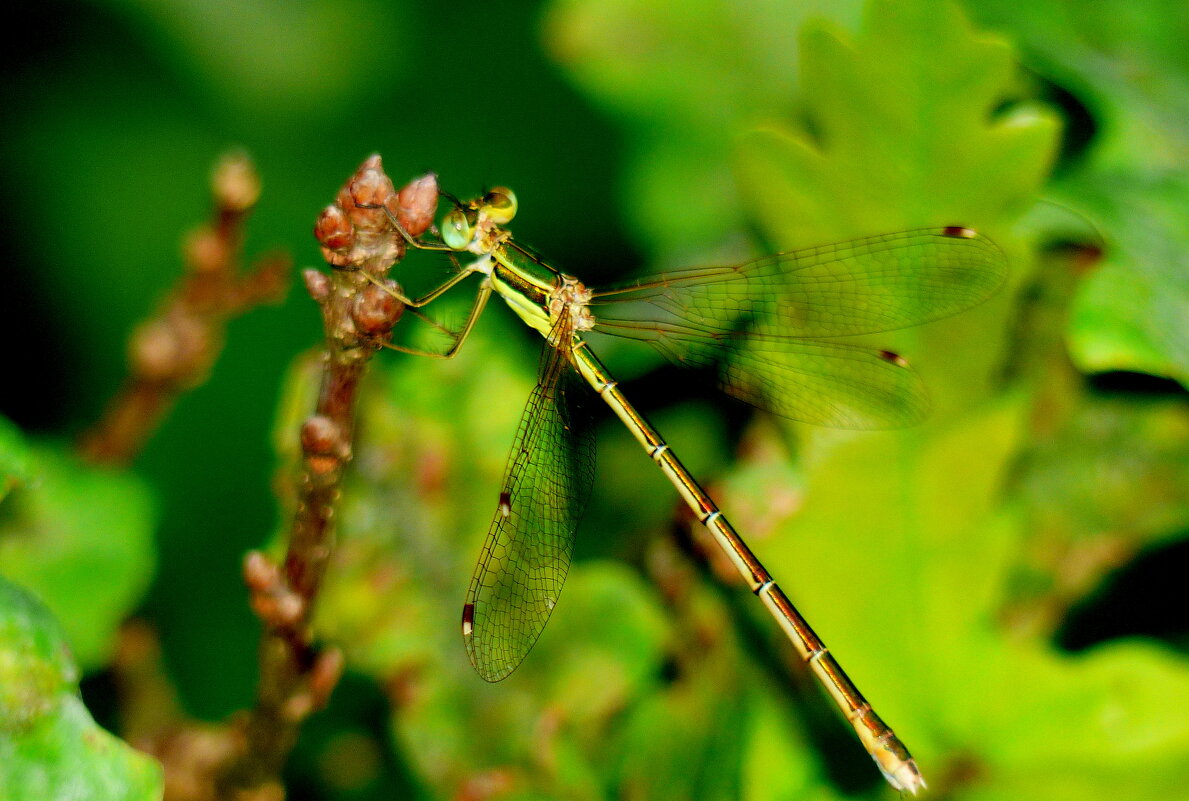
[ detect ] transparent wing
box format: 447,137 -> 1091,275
462,337 -> 596,681
615,319 -> 930,428
593,227 -> 1006,428
594,228 -> 1006,337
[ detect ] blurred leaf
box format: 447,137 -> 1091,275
0,416 -> 31,505
105,0 -> 411,122
741,685 -> 838,801
734,331 -> 1189,799
0,443 -> 156,669
532,562 -> 670,723
966,0 -> 1189,173
747,398 -> 1028,752
961,642 -> 1189,801
1058,171 -> 1189,385
544,0 -> 866,257
735,0 -> 1059,244
0,576 -> 163,801
1003,397 -> 1189,637
611,683 -> 743,801
603,585 -> 748,801
966,0 -> 1189,386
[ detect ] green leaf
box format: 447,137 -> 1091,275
0,416 -> 30,505
543,0 -> 866,256
530,562 -> 670,719
741,398 -> 1028,749
965,0 -> 1189,385
0,444 -> 156,669
607,602 -> 748,801
741,683 -> 836,801
0,576 -> 163,801
968,642 -> 1189,801
735,0 -> 1060,245
966,0 -> 1189,174
1058,171 -> 1189,385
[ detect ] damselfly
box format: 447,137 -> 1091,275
370,186 -> 1006,793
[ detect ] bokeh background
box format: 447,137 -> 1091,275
1,0 -> 1187,799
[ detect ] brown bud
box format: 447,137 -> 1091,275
243,550 -> 280,592
314,205 -> 354,252
131,321 -> 177,378
308,648 -> 345,706
300,415 -> 342,456
184,226 -> 227,274
319,248 -> 356,269
130,314 -> 213,386
392,173 -> 439,237
349,163 -> 396,213
352,282 -> 403,335
356,153 -> 383,176
303,269 -> 331,302
335,182 -> 356,212
281,690 -> 316,722
212,151 -> 261,213
306,454 -> 342,476
267,590 -> 305,628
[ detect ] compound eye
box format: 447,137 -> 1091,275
482,186 -> 517,225
441,207 -> 477,250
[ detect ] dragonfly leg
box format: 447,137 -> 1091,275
356,200 -> 457,254
363,268 -> 477,309
355,198 -> 471,280
381,282 -> 493,359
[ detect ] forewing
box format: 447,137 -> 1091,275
595,228 -> 1007,339
462,340 -> 596,681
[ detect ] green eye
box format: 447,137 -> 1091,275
483,187 -> 518,225
441,207 -> 476,250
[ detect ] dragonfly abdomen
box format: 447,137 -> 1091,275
568,337 -> 924,794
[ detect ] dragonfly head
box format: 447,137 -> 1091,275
441,186 -> 519,253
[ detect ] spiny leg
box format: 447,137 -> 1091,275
380,283 -> 493,359
363,267 -> 477,309
356,198 -> 458,254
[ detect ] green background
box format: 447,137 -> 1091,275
1,0 -> 1186,799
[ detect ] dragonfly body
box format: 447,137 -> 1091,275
379,186 -> 1007,795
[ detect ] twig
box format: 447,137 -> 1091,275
216,156 -> 438,799
79,152 -> 290,466
85,151 -> 289,798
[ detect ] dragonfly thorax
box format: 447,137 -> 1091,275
548,275 -> 595,343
